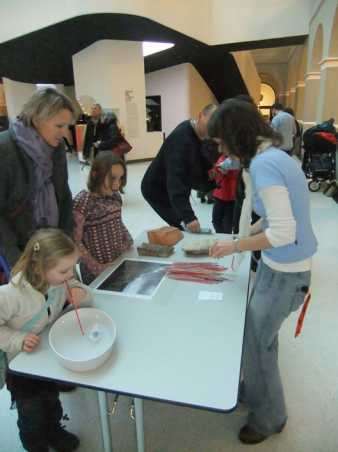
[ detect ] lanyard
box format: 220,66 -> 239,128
21,287 -> 61,333
295,291 -> 311,338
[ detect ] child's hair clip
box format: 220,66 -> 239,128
33,242 -> 40,252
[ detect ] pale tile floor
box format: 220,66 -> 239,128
1,154 -> 338,452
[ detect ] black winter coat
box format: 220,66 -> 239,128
141,120 -> 216,224
0,131 -> 73,266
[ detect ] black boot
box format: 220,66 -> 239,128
44,392 -> 80,452
48,428 -> 80,452
16,397 -> 49,452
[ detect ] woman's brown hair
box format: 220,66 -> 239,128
11,229 -> 77,293
87,151 -> 127,194
208,98 -> 282,168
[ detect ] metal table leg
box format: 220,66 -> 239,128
134,398 -> 145,452
98,391 -> 113,452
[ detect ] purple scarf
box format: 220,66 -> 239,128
11,120 -> 59,228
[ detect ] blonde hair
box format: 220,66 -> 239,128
12,229 -> 77,293
18,88 -> 75,127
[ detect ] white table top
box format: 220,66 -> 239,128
10,232 -> 250,412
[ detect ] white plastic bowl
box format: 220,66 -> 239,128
49,308 -> 117,372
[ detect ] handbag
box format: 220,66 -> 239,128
112,138 -> 132,157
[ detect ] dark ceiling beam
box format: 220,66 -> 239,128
0,13 -> 307,102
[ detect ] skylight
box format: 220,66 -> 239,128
142,42 -> 174,57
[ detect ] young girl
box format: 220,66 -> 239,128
0,228 -> 92,452
211,155 -> 240,233
73,151 -> 133,284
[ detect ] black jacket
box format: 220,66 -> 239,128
142,120 -> 215,224
0,131 -> 73,266
83,118 -> 122,157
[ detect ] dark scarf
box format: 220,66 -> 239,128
10,120 -> 59,228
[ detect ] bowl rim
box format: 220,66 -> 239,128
49,308 -> 117,363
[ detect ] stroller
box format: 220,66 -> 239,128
302,126 -> 337,192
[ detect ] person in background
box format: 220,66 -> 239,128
284,107 -> 302,158
271,103 -> 296,155
208,99 -> 317,445
141,104 -> 218,232
197,138 -> 220,204
1,229 -> 92,452
102,113 -> 132,162
211,155 -> 240,233
82,103 -> 104,162
73,151 -> 133,284
0,88 -> 75,268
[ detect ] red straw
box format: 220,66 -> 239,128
64,281 -> 85,336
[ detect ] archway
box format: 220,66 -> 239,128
259,82 -> 276,120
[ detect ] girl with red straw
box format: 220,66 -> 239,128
0,228 -> 92,452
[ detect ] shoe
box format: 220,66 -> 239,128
239,422 -> 286,445
48,428 -> 79,452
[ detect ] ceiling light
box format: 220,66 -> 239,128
142,42 -> 174,57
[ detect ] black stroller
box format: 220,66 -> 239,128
302,126 -> 337,192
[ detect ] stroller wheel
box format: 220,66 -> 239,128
308,180 -> 321,192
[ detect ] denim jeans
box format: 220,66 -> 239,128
243,260 -> 311,435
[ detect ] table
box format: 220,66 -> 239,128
9,233 -> 250,452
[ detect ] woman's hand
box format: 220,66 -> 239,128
69,287 -> 87,305
209,240 -> 235,258
22,333 -> 40,352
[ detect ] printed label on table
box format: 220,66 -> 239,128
198,291 -> 223,301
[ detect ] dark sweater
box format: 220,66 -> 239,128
0,130 -> 73,266
141,120 -> 214,224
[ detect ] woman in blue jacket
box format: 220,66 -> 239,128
208,99 -> 317,445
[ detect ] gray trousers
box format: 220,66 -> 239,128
243,260 -> 311,435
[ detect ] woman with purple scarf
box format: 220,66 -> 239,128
0,88 -> 79,451
0,87 -> 75,267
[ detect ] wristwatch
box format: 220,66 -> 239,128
233,238 -> 242,254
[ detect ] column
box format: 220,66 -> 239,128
295,81 -> 306,119
317,57 -> 338,122
302,72 -> 321,127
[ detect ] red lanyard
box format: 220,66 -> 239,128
295,291 -> 311,338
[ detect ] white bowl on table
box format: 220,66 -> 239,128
49,308 -> 117,372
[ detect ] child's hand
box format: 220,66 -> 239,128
69,287 -> 87,305
22,333 -> 40,352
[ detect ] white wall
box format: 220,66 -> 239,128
231,51 -> 261,103
211,0 -> 316,44
2,79 -> 67,119
0,0 -> 318,46
187,64 -> 217,117
145,62 -> 217,138
73,39 -> 163,160
2,78 -> 36,119
145,64 -> 190,137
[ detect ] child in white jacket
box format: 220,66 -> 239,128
0,228 -> 93,452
